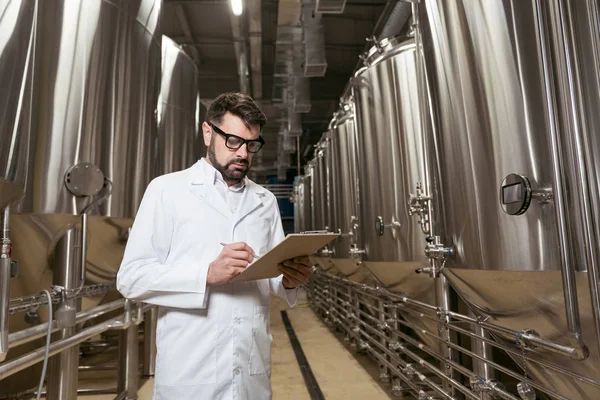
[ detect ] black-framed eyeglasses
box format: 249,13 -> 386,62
208,122 -> 265,153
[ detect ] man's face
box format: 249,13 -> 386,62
202,112 -> 261,185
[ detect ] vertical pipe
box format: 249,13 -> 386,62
118,323 -> 140,399
0,207 -> 11,363
534,0 -> 589,359
143,307 -> 158,377
378,299 -> 390,382
558,0 -> 600,356
469,310 -> 492,400
435,275 -> 453,395
390,307 -> 404,398
80,213 -> 88,283
46,227 -> 81,400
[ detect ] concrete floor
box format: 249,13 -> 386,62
77,294 -> 391,400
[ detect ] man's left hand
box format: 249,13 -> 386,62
278,256 -> 313,289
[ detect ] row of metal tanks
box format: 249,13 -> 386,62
0,0 -> 205,397
294,1 -> 600,399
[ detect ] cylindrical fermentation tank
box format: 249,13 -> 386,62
3,0 -> 163,396
310,141 -> 327,233
351,37 -> 440,349
324,101 -> 366,281
158,35 -> 201,175
293,174 -> 311,233
416,0 -> 600,397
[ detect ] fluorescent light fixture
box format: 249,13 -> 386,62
231,0 -> 243,16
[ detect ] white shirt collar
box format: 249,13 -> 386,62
200,158 -> 246,191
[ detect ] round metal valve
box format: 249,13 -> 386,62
500,173 -> 532,215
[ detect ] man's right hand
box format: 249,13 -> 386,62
207,242 -> 255,286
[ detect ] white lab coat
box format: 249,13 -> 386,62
117,159 -> 297,400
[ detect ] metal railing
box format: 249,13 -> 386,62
308,270 -> 600,400
1,285 -> 157,400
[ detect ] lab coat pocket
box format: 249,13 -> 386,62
246,218 -> 270,256
248,305 -> 272,375
156,310 -> 217,386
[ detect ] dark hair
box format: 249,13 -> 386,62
206,92 -> 267,130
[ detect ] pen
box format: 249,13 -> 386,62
220,242 -> 260,259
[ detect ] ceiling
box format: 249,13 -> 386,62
162,0 -> 388,181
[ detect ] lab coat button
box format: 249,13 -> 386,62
235,317 -> 241,324
234,367 -> 241,375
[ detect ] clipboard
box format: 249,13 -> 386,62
230,232 -> 339,283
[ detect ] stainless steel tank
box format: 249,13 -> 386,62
311,142 -> 327,232
351,38 -> 439,348
158,35 -> 200,175
308,143 -> 335,271
417,0 -> 600,397
325,102 -> 368,282
0,0 -> 37,211
3,0 -> 163,396
293,175 -> 310,233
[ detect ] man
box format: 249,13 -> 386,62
117,92 -> 313,400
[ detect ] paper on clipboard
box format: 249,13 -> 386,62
230,232 -> 339,283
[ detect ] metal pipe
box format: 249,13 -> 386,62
80,213 -> 88,283
0,314 -> 124,380
335,280 -> 600,394
385,301 -> 600,388
319,270 -> 586,359
314,291 -> 475,399
317,287 -> 552,400
381,306 -> 569,400
9,299 -> 125,349
558,0 -> 600,356
118,300 -> 140,399
534,0 -> 589,361
0,206 -> 11,362
47,227 -> 82,400
435,275 -> 454,394
355,323 -> 465,400
143,307 -> 158,377
9,283 -> 114,314
469,310 -> 493,400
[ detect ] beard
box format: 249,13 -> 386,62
208,140 -> 250,184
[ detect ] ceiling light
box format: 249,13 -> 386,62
231,0 -> 243,16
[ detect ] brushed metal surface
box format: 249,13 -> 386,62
0,0 -> 37,210
1,213 -> 130,396
18,0 -> 162,218
446,269 -> 600,399
311,146 -> 327,231
158,35 -> 200,175
352,40 -> 428,267
329,104 -> 360,257
417,1 -> 600,398
418,0 -> 561,272
293,175 -> 311,233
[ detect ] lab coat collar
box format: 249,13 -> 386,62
189,159 -> 265,221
